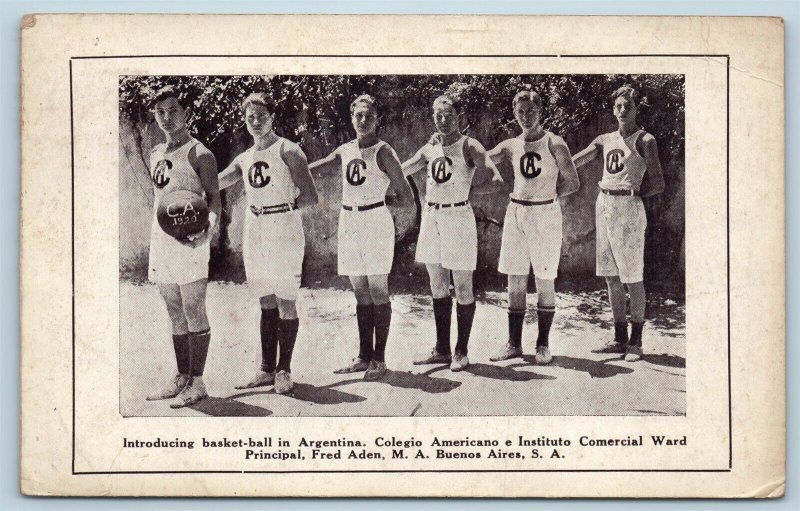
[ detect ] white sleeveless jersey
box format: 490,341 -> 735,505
337,139 -> 393,206
149,138 -> 205,203
235,138 -> 300,206
506,132 -> 559,201
424,135 -> 475,204
598,129 -> 648,191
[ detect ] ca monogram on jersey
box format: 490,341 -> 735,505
149,138 -> 205,204
338,140 -> 393,206
430,156 -> 453,184
519,152 -> 543,179
605,149 -> 626,174
238,139 -> 299,206
598,130 -> 648,191
248,161 -> 271,188
152,159 -> 172,188
507,133 -> 559,202
345,158 -> 368,186
424,136 -> 474,204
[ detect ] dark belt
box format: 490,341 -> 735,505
600,188 -> 639,197
427,200 -> 469,210
249,202 -> 296,216
510,197 -> 556,206
342,201 -> 385,212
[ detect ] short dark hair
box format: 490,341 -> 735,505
512,90 -> 543,110
433,94 -> 462,113
150,85 -> 191,109
611,85 -> 640,106
241,92 -> 277,115
350,94 -> 378,115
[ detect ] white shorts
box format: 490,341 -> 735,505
498,201 -> 562,279
243,209 -> 305,298
415,204 -> 477,271
595,193 -> 647,284
148,220 -> 210,285
337,206 -> 395,277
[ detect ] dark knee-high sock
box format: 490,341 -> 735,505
172,333 -> 190,375
508,309 -> 525,348
432,297 -> 452,355
356,304 -> 375,361
188,329 -> 211,377
536,305 -> 555,348
629,321 -> 644,347
614,322 -> 630,344
276,318 -> 300,373
455,302 -> 476,356
260,308 -> 279,373
373,303 -> 392,363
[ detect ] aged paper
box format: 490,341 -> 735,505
20,15 -> 784,497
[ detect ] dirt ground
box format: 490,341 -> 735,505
120,281 -> 685,417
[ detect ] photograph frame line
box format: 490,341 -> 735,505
71,53 -> 730,476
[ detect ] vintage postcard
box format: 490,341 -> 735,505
19,15 -> 784,497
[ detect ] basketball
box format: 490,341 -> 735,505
157,189 -> 210,240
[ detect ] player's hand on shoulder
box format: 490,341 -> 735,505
428,132 -> 443,146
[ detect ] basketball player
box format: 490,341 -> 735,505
309,95 -> 413,381
218,93 -> 318,393
573,86 -> 665,361
402,94 -> 503,371
487,90 -> 580,364
145,85 -> 220,408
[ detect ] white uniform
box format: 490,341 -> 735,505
148,138 -> 211,285
415,136 -> 477,271
595,129 -> 648,283
233,138 -> 305,299
336,140 -> 396,276
497,132 -> 563,279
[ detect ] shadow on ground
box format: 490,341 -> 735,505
189,396 -> 273,417
643,354 -> 686,368
462,363 -> 556,381
228,384 -> 368,406
330,368 -> 462,394
511,355 -> 634,379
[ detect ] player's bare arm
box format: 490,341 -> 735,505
486,140 -> 510,167
638,133 -> 666,197
377,144 -> 414,206
401,146 -> 429,177
185,144 -> 220,247
466,138 -> 504,195
217,156 -> 243,190
572,135 -> 604,168
282,141 -> 319,208
308,151 -> 341,177
550,135 -> 580,197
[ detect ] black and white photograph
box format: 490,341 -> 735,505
118,73 -> 686,417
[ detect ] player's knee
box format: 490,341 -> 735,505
182,301 -> 208,331
429,282 -> 450,299
368,285 -> 389,305
163,300 -> 184,320
454,283 -> 474,303
277,299 -> 298,319
259,295 -> 278,309
352,286 -> 373,304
